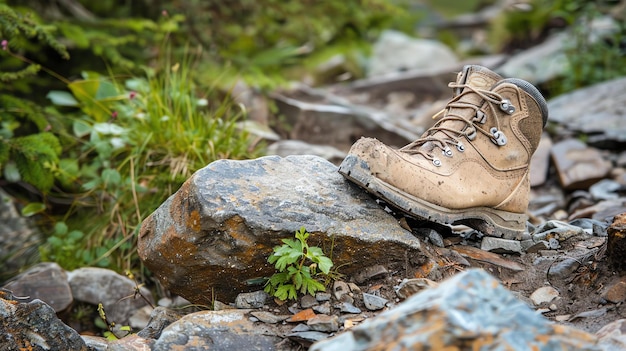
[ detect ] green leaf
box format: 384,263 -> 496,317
275,255 -> 297,272
293,271 -> 303,289
101,168 -> 121,186
3,161 -> 20,182
54,222 -> 68,236
307,246 -> 324,258
317,256 -> 334,274
46,90 -> 78,106
68,230 -> 84,241
21,202 -> 46,217
73,120 -> 92,138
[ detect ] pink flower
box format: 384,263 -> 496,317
162,10 -> 168,16
44,124 -> 51,132
129,91 -> 137,100
1,40 -> 8,51
111,111 -> 118,119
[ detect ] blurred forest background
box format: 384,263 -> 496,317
1,0 -> 624,280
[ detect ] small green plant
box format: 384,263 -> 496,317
264,227 -> 334,301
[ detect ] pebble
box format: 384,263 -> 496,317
530,286 -> 560,306
333,281 -> 350,300
307,314 -> 340,332
301,294 -> 318,308
363,293 -> 388,311
234,290 -> 268,309
313,301 -> 332,315
395,278 -> 439,299
603,277 -> 626,303
316,292 -> 331,302
354,265 -> 388,284
250,311 -> 290,324
338,302 -> 361,314
480,236 -> 524,254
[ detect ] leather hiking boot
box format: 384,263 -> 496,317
338,65 -> 548,240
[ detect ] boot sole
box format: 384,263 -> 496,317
338,154 -> 529,240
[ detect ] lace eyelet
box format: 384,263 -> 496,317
432,158 -> 442,167
456,143 -> 465,152
473,110 -> 486,124
490,127 -> 507,146
500,99 -> 515,114
442,147 -> 453,157
465,126 -> 476,141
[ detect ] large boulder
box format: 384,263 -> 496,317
138,155 -> 431,305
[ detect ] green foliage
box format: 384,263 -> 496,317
36,49 -> 262,271
264,227 -> 334,301
170,0 -> 416,87
556,2 -> 626,94
0,3 -> 69,83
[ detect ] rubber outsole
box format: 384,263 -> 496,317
338,154 -> 530,240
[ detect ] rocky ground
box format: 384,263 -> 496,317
2,1 -> 626,350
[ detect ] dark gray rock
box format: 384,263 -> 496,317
2,262 -> 72,312
0,189 -> 42,281
137,307 -> 183,339
235,290 -> 269,309
138,155 -> 430,305
67,267 -> 153,325
548,76 -> 626,147
550,139 -> 612,191
0,292 -> 88,351
311,269 -> 602,351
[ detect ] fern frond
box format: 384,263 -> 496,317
8,132 -> 61,192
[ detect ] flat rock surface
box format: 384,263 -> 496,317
138,155 -> 430,305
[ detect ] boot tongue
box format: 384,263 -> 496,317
416,65 -> 504,153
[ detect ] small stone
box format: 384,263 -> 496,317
333,281 -> 350,300
301,294 -> 318,309
250,311 -> 290,324
316,292 -> 331,302
548,258 -> 581,282
287,308 -> 316,322
313,301 -> 332,315
603,277 -> 626,303
235,290 -> 268,309
530,286 -> 560,306
522,240 -> 548,253
395,278 -> 439,299
363,293 -> 388,311
348,283 -> 361,294
291,323 -> 311,332
213,300 -> 235,311
354,265 -> 388,284
339,302 -> 361,314
137,307 -> 183,339
307,314 -> 340,332
550,138 -> 611,190
480,237 -> 523,254
549,304 -> 558,311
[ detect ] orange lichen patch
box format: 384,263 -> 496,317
414,260 -> 435,278
186,209 -> 202,232
223,216 -> 256,247
287,308 -> 316,322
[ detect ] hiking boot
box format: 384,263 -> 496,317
338,65 -> 548,240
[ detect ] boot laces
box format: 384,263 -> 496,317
400,82 -> 511,165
